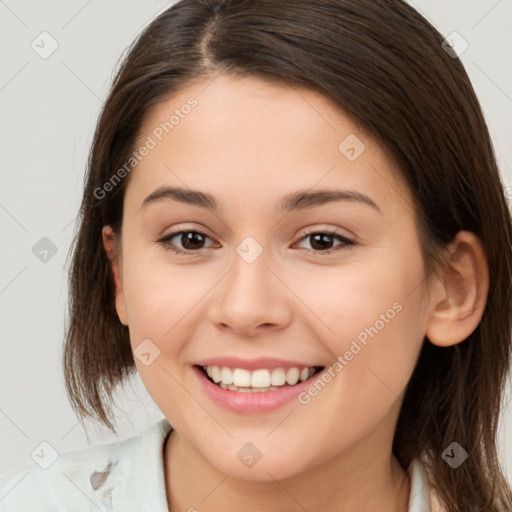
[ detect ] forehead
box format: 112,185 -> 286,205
126,74 -> 412,216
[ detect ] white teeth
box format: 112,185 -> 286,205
220,367 -> 233,385
270,368 -> 286,386
285,367 -> 300,385
232,368 -> 251,387
251,369 -> 271,388
211,366 -> 221,383
202,365 -> 318,391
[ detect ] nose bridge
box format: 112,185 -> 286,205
210,234 -> 291,334
226,234 -> 273,307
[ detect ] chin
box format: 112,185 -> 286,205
198,438 -> 317,482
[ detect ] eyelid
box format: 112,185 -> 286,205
298,225 -> 354,240
158,226 -> 216,246
159,223 -> 214,239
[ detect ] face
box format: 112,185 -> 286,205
106,74 -> 434,480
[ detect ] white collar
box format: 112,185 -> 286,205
0,417 -> 435,511
107,418 -> 434,512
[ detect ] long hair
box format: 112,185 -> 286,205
63,1 -> 512,510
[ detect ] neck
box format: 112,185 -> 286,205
163,428 -> 411,512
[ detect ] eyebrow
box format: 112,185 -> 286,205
140,186 -> 381,214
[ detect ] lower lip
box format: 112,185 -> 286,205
193,365 -> 319,414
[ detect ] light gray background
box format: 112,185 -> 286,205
1,0 -> 511,481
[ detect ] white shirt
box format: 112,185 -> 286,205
0,418 -> 438,511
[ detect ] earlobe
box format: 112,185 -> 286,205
425,231 -> 489,347
102,226 -> 129,326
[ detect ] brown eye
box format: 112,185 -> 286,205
297,230 -> 355,254
159,230 -> 215,254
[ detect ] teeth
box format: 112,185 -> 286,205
270,368 -> 286,386
211,366 -> 221,383
202,365 -> 318,391
220,367 -> 233,385
233,368 -> 251,387
286,368 -> 300,385
251,369 -> 271,388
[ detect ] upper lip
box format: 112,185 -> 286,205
195,356 -> 323,371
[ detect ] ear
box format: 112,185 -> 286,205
425,231 -> 489,347
102,225 -> 128,326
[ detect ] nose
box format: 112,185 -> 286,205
207,245 -> 293,338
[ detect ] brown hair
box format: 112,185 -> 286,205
63,1 -> 512,510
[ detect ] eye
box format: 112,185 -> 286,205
158,229 -> 217,255
295,229 -> 356,255
157,228 -> 356,256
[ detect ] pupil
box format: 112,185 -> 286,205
310,234 -> 333,250
182,232 -> 204,250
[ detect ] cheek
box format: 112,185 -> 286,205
121,243 -> 206,333
121,256 -> 207,413
281,256 -> 427,455
298,243 -> 427,391
295,248 -> 424,337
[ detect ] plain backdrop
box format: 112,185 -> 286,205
1,0 -> 511,482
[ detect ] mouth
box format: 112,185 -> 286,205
195,364 -> 324,393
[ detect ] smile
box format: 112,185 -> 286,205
199,365 -> 323,392
192,357 -> 326,413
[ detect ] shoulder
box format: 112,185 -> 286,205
0,418 -> 173,512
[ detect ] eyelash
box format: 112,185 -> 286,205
157,228 -> 356,256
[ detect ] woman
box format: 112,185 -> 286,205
1,1 -> 511,510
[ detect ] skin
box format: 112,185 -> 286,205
102,74 -> 489,511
